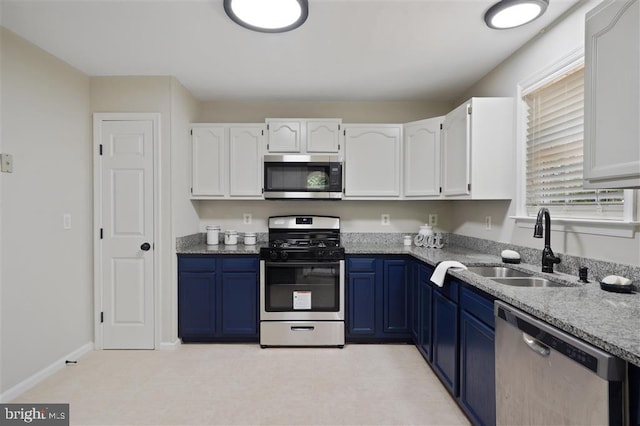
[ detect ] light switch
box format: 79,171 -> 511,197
0,153 -> 13,173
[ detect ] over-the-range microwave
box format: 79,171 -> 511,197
263,154 -> 343,200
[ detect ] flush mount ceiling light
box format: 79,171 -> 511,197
484,0 -> 549,29
224,0 -> 309,33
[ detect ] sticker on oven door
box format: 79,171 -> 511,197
293,291 -> 312,310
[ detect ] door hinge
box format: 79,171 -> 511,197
439,187 -> 442,194
190,187 -> 193,194
267,124 -> 270,130
100,312 -> 104,323
100,228 -> 103,239
467,105 -> 472,115
343,130 -> 346,136
99,144 -> 103,155
267,144 -> 270,150
261,130 -> 264,136
338,144 -> 341,150
467,183 -> 471,192
440,123 -> 443,130
338,124 -> 341,131
190,129 -> 193,135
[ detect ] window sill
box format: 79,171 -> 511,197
511,216 -> 639,238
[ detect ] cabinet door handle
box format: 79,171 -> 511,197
522,333 -> 550,357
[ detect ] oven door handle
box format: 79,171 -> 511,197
290,326 -> 315,331
263,261 -> 342,268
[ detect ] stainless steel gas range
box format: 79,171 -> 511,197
259,215 -> 345,348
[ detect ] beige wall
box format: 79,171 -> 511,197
0,28 -> 92,394
452,0 -> 639,266
199,100 -> 451,123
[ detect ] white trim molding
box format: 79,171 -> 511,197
159,339 -> 182,350
0,342 -> 94,403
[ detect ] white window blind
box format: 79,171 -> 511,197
524,65 -> 624,219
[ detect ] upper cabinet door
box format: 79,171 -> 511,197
229,125 -> 265,197
192,126 -> 226,197
404,117 -> 443,198
306,120 -> 342,153
343,125 -> 402,198
266,120 -> 301,153
584,0 -> 640,188
441,102 -> 470,196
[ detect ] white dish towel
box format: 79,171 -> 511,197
430,261 -> 467,287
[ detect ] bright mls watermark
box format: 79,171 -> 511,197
1,404 -> 69,425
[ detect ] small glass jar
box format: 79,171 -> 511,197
403,235 -> 412,246
224,230 -> 238,245
206,225 -> 220,245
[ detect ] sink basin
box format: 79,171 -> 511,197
466,266 -> 534,278
491,277 -> 567,288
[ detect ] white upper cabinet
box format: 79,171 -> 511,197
584,0 -> 640,188
306,120 -> 342,153
228,125 -> 265,198
191,124 -> 265,199
266,118 -> 342,154
192,126 -> 226,197
441,98 -> 514,200
404,117 -> 443,198
343,124 -> 402,198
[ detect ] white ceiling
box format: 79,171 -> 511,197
0,0 -> 581,102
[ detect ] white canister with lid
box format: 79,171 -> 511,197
418,224 -> 434,237
244,232 -> 256,246
224,230 -> 238,245
206,225 -> 220,245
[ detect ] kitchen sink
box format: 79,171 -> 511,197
491,277 -> 567,288
466,266 -> 534,278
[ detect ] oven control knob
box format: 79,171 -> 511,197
316,250 -> 325,259
269,250 -> 279,261
280,251 -> 289,261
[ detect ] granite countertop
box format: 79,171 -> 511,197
177,239 -> 640,366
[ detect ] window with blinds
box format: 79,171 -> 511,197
524,64 -> 624,219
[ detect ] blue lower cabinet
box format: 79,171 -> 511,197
220,272 -> 258,336
418,276 -> 433,361
383,259 -> 409,334
346,256 -> 411,342
178,255 -> 258,342
432,288 -> 459,395
348,272 -> 377,335
179,271 -> 217,338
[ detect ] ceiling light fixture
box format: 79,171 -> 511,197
224,0 -> 309,33
484,0 -> 549,29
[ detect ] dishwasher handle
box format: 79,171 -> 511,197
522,333 -> 550,357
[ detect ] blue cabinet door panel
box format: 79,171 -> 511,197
418,280 -> 433,361
460,310 -> 495,426
179,271 -> 216,337
383,260 -> 408,333
348,272 -> 377,335
433,290 -> 458,395
220,272 -> 258,335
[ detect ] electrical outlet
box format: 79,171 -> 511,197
243,213 -> 252,225
428,214 -> 438,227
485,216 -> 492,230
0,153 -> 13,173
63,213 -> 72,230
381,214 -> 390,226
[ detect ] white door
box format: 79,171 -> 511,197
229,125 -> 265,197
192,126 -> 226,197
98,119 -> 155,349
306,120 -> 342,153
266,119 -> 301,152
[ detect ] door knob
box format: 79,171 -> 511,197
140,242 -> 151,251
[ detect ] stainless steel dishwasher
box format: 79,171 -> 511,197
495,301 -> 627,425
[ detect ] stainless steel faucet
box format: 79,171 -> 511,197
533,208 -> 561,273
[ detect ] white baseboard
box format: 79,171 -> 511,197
0,341 -> 94,403
159,339 -> 181,350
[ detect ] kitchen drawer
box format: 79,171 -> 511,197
178,256 -> 216,272
348,258 -> 377,272
260,321 -> 345,347
460,286 -> 494,328
221,256 -> 258,272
